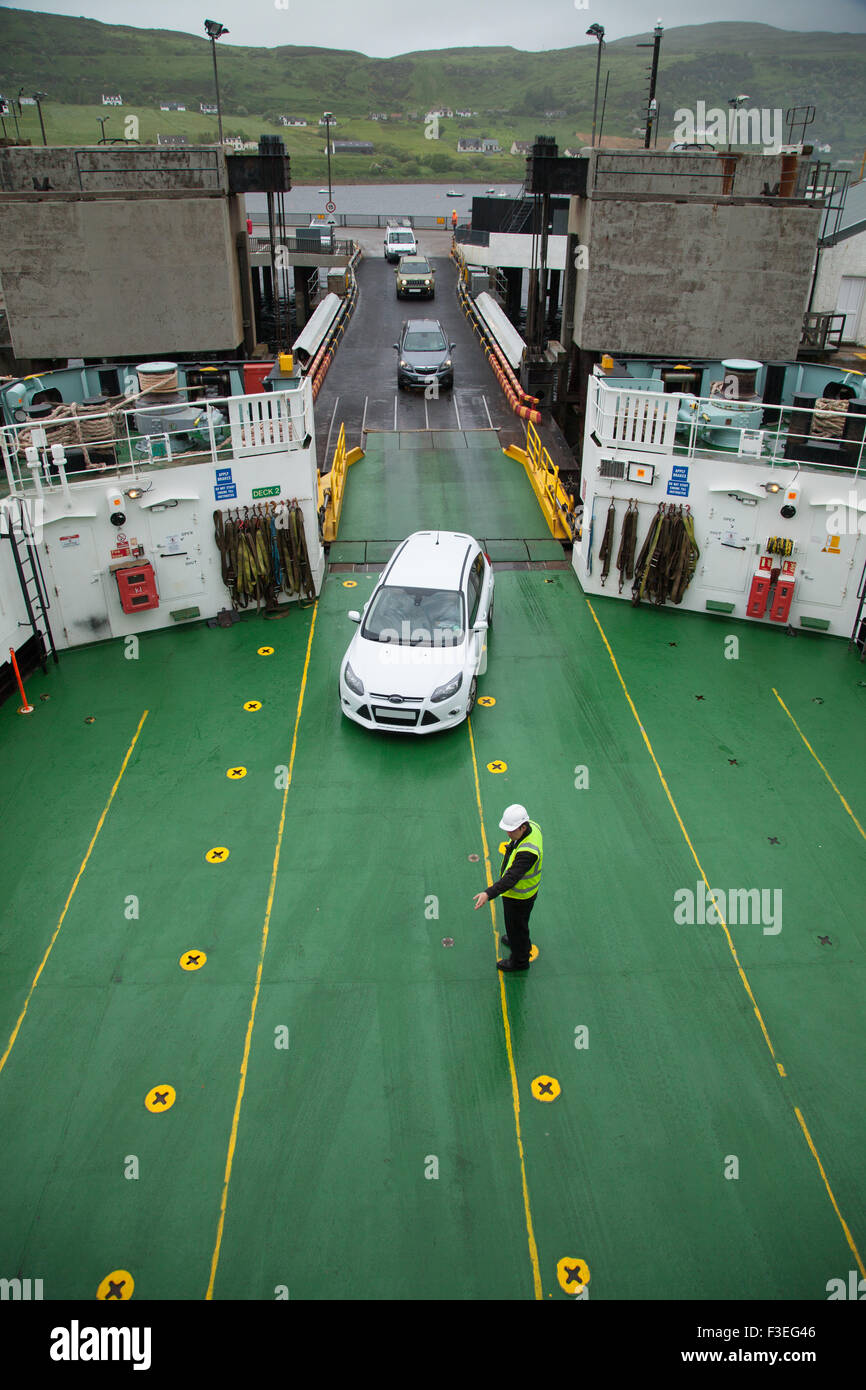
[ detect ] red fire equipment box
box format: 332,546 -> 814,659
746,572 -> 771,618
116,562 -> 159,613
243,362 -> 274,394
769,577 -> 795,623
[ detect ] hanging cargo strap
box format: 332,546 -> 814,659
632,503 -> 665,606
274,506 -> 300,596
236,520 -> 263,610
214,509 -> 240,608
632,504 -> 700,607
269,515 -> 283,592
215,500 -> 316,608
667,506 -> 700,604
598,500 -> 616,586
289,501 -> 316,600
616,501 -> 638,594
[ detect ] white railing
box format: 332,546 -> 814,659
590,375 -> 866,476
593,380 -> 679,453
1,386 -> 314,496
227,389 -> 308,456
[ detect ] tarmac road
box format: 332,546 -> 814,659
312,244 -> 524,467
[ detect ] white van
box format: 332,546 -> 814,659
384,224 -> 417,262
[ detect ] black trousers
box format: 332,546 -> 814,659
502,893 -> 537,967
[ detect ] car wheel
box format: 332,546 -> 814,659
486,599 -> 493,630
466,676 -> 477,716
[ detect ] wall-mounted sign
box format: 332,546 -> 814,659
667,464 -> 690,497
214,467 -> 237,501
251,486 -> 280,499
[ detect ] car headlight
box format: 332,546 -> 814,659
398,280 -> 407,288
442,359 -> 452,370
424,279 -> 431,286
343,662 -> 364,696
399,359 -> 408,369
431,672 -> 462,703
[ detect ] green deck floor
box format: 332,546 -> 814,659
337,434 -> 555,546
0,436 -> 864,1302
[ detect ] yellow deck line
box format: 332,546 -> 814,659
467,715 -> 543,1300
772,688 -> 866,842
585,598 -> 864,1279
206,603 -> 318,1299
0,709 -> 149,1079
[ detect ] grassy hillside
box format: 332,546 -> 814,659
1,11 -> 863,175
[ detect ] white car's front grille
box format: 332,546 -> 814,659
369,692 -> 424,702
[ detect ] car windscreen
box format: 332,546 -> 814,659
403,259 -> 430,273
402,329 -> 446,352
361,586 -> 465,645
390,232 -> 414,243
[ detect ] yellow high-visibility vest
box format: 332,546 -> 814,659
502,821 -> 543,899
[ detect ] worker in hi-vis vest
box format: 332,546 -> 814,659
473,804 -> 542,972
451,208 -> 458,230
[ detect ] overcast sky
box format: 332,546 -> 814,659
2,0 -> 865,56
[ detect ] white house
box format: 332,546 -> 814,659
810,179 -> 866,346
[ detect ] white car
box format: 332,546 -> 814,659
339,530 -> 494,733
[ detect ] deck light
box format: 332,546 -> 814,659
586,24 -> 605,148
762,480 -> 783,493
33,92 -> 48,146
204,20 -> 229,146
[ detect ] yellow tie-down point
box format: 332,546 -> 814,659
318,422 -> 365,543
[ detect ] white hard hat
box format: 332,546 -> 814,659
499,804 -> 529,831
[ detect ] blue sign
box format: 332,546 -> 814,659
667,464 -> 690,497
214,467 -> 237,501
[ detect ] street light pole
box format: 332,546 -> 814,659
323,111 -> 333,203
587,23 -> 605,148
33,93 -> 48,146
98,115 -> 110,143
637,21 -> 664,150
204,20 -> 229,147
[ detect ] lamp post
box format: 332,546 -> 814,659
727,94 -> 750,152
33,92 -> 48,146
204,19 -> 229,147
98,115 -> 110,143
636,21 -> 664,149
323,111 -> 333,204
587,23 -> 605,148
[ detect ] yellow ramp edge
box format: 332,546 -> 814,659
319,425 -> 363,542
503,424 -> 575,542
